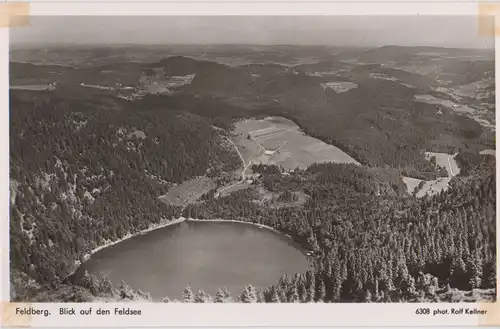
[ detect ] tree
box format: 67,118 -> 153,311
315,278 -> 326,302
239,285 -> 257,303
305,269 -> 316,302
467,249 -> 483,289
183,285 -> 194,303
97,273 -> 113,294
81,270 -> 99,295
287,282 -> 300,303
214,289 -> 225,303
195,289 -> 211,303
118,281 -> 135,300
269,286 -> 281,303
222,287 -> 232,302
296,275 -> 307,302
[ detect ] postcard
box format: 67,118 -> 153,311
1,1 -> 498,327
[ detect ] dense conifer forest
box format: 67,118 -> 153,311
182,157 -> 496,302
10,88 -> 496,303
9,91 -> 240,298
9,49 -> 496,303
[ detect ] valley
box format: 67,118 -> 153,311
9,43 -> 496,304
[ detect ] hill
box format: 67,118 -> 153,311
134,57 -> 491,179
426,59 -> 495,86
21,155 -> 495,303
9,90 -> 240,292
355,45 -> 494,64
346,64 -> 439,89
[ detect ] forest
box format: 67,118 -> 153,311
182,156 -> 496,302
9,90 -> 240,297
147,56 -> 492,181
9,84 -> 496,303
31,154 -> 496,303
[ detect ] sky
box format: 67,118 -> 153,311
10,16 -> 495,49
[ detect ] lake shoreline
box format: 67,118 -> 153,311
185,218 -> 313,254
66,216 -> 313,282
86,217 -> 186,258
65,217 -> 187,282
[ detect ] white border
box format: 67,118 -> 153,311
2,1 -> 499,327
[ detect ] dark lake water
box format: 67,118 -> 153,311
74,220 -> 310,301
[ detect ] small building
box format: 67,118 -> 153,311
264,150 -> 275,156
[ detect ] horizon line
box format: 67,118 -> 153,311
9,43 -> 495,51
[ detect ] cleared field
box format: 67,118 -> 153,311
402,151 -> 458,197
230,131 -> 262,166
321,81 -> 358,93
480,149 -> 496,156
219,182 -> 252,198
425,152 -> 460,177
402,176 -> 422,195
402,176 -> 453,198
233,117 -> 360,171
415,94 -> 495,129
159,177 -> 216,207
416,178 -> 453,198
415,94 -> 475,114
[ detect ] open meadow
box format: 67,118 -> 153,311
232,117 -> 360,171
402,176 -> 453,198
425,151 -> 461,177
402,151 -> 460,197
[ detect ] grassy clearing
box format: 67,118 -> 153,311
425,152 -> 460,177
402,176 -> 423,195
159,177 -> 216,207
480,149 -> 496,156
402,151 -> 460,197
402,176 -> 452,198
230,129 -> 262,166
219,182 -> 253,198
232,117 -> 359,171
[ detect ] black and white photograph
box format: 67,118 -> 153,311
9,15 -> 496,305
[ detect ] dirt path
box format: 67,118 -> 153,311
240,127 -> 265,151
226,137 -> 246,168
448,157 -> 455,176
217,137 -> 261,197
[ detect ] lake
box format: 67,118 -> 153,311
74,220 -> 310,301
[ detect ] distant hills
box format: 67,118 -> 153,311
9,45 -> 495,179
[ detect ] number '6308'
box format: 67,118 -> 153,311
415,308 -> 430,315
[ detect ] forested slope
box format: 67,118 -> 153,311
9,91 -> 240,300
9,51 -> 496,303
184,157 -> 496,302
17,154 -> 495,303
